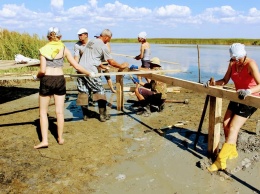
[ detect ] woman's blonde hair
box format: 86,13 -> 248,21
47,32 -> 60,41
47,27 -> 61,41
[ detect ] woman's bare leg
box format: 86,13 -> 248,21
223,109 -> 233,141
34,95 -> 51,149
226,115 -> 248,144
54,94 -> 65,145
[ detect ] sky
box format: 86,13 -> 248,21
0,0 -> 260,40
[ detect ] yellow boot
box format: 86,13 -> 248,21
207,143 -> 233,172
228,144 -> 238,160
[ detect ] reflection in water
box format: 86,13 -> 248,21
65,43 -> 260,83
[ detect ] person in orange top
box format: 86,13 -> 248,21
204,43 -> 260,172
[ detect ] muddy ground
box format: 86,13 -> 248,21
0,79 -> 259,194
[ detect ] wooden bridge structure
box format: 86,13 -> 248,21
1,61 -> 259,158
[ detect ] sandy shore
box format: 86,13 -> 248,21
0,80 -> 259,193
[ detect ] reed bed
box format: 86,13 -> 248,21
0,28 -> 47,60
108,38 -> 260,45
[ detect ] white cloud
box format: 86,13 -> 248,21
249,8 -> 260,16
1,1 -> 260,39
156,4 -> 191,17
51,0 -> 63,10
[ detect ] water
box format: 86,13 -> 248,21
65,42 -> 260,83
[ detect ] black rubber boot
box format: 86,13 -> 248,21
143,105 -> 151,117
81,106 -> 89,121
158,99 -> 165,112
98,100 -> 111,122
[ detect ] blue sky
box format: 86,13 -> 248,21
0,0 -> 260,40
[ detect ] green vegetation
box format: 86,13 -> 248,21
0,28 -> 47,60
108,38 -> 260,45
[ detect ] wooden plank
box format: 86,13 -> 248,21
68,69 -> 181,77
143,74 -> 260,108
122,86 -> 181,92
116,75 -> 124,111
0,60 -> 40,70
208,96 -> 222,159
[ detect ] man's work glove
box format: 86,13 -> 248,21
237,89 -> 251,100
89,72 -> 97,78
203,77 -> 215,87
129,64 -> 138,70
132,77 -> 140,84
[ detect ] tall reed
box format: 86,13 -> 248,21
0,28 -> 47,60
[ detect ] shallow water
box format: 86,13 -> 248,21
65,42 -> 260,83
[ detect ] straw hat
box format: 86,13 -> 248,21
150,57 -> 161,67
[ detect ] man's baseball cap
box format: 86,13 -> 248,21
77,28 -> 88,35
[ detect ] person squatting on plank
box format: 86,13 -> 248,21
204,43 -> 260,172
34,27 -> 94,149
131,57 -> 167,117
76,29 -> 129,122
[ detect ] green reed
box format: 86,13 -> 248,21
0,28 -> 47,60
107,38 -> 260,45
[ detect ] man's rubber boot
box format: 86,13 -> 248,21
99,108 -> 111,122
81,106 -> 89,121
158,99 -> 165,112
228,144 -> 238,160
98,99 -> 111,122
207,143 -> 233,172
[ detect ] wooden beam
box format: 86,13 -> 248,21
143,74 -> 260,108
116,75 -> 124,111
68,69 -> 181,77
208,96 -> 222,159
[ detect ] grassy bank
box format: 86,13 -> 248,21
64,38 -> 260,45
0,28 -> 47,60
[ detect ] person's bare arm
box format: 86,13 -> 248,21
37,55 -> 46,78
215,63 -> 232,86
107,59 -> 129,69
65,48 -> 93,76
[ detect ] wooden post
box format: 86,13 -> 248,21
207,96 -> 222,159
197,45 -> 201,83
116,75 -> 124,111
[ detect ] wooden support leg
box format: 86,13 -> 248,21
116,75 -> 123,111
207,96 -> 222,160
194,95 -> 209,150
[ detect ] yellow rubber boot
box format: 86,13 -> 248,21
228,144 -> 238,160
207,143 -> 233,172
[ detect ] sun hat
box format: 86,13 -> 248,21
47,27 -> 61,37
150,57 -> 161,67
138,31 -> 147,39
229,43 -> 246,60
77,28 -> 88,35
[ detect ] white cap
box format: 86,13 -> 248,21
229,43 -> 246,60
138,31 -> 147,39
47,27 -> 61,37
77,28 -> 88,35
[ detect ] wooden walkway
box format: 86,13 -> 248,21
0,60 -> 40,70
